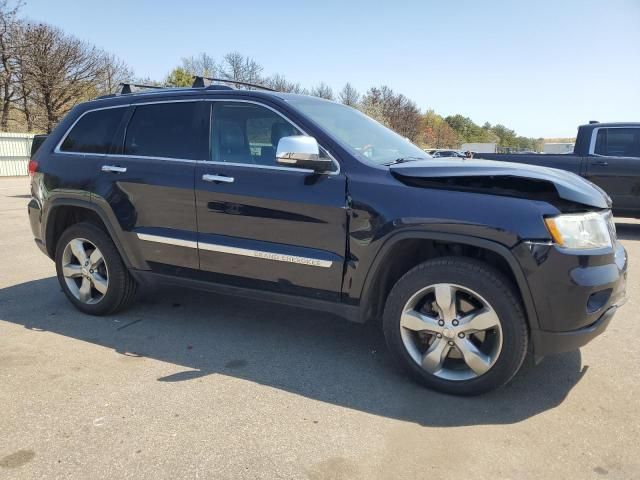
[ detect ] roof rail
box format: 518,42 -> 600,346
191,76 -> 276,92
119,83 -> 165,95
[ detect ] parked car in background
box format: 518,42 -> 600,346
479,122 -> 640,218
425,149 -> 466,158
27,85 -> 627,395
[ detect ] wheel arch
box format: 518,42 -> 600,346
358,231 -> 540,331
43,199 -> 138,269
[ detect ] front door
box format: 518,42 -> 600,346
195,100 -> 347,300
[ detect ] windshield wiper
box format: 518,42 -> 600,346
384,156 -> 425,166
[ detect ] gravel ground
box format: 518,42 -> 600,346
1,176 -> 639,479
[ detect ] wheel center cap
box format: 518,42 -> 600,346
442,327 -> 454,339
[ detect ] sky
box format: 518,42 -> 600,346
20,0 -> 640,138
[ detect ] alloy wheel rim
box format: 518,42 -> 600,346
61,238 -> 109,304
399,283 -> 503,381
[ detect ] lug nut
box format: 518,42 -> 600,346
452,320 -> 459,326
448,341 -> 455,346
458,332 -> 465,338
436,333 -> 442,338
438,320 -> 445,326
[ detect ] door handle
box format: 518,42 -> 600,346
593,160 -> 609,166
101,165 -> 127,173
202,174 -> 234,183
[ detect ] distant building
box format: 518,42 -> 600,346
543,142 -> 574,154
460,142 -> 497,153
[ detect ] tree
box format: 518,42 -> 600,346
165,67 -> 193,87
0,0 -> 22,131
181,52 -> 217,77
21,23 -> 111,132
490,124 -> 517,147
14,22 -> 34,131
421,109 -> 458,148
358,95 -> 389,126
310,82 -> 334,100
360,85 -> 421,140
220,51 -> 263,85
96,52 -> 133,94
338,83 -> 359,106
264,73 -> 305,93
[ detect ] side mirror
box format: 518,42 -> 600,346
276,136 -> 333,172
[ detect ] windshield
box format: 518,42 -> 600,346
286,96 -> 430,165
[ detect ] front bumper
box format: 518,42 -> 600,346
513,240 -> 627,356
530,300 -> 625,357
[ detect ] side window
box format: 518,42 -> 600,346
211,102 -> 302,166
124,102 -> 207,160
60,107 -> 126,154
594,128 -> 640,158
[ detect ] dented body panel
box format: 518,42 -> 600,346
390,158 -> 610,209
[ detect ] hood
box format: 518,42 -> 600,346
390,158 -> 610,209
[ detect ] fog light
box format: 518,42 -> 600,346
587,289 -> 612,314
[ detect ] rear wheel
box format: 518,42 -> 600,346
55,222 -> 137,315
383,257 -> 528,395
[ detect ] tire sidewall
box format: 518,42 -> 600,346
55,223 -> 127,315
383,258 -> 528,395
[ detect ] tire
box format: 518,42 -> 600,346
55,222 -> 137,315
383,257 -> 528,396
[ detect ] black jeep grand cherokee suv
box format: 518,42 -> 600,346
27,83 -> 627,395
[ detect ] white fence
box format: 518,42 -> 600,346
0,133 -> 35,176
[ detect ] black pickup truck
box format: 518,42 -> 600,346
480,122 -> 640,218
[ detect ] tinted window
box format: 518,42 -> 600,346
595,128 -> 640,158
60,107 -> 125,154
125,102 -> 207,160
212,102 -> 302,166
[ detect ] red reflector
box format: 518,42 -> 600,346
28,159 -> 38,177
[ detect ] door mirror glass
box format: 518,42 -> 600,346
276,136 -> 333,172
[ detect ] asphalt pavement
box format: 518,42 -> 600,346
1,176 -> 639,479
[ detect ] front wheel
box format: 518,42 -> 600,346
383,257 -> 528,395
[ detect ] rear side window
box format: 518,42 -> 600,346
124,102 -> 207,160
60,107 -> 126,154
595,128 -> 640,158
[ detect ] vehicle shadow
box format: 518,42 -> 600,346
615,220 -> 640,241
0,277 -> 586,427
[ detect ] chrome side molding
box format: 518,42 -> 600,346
136,233 -> 332,268
136,233 -> 198,249
198,242 -> 332,267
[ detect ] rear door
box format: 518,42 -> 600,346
585,126 -> 640,213
194,100 -> 347,300
58,101 -> 208,275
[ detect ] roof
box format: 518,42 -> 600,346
83,85 -> 325,110
578,122 -> 640,128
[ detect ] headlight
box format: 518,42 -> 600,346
544,211 -> 614,250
